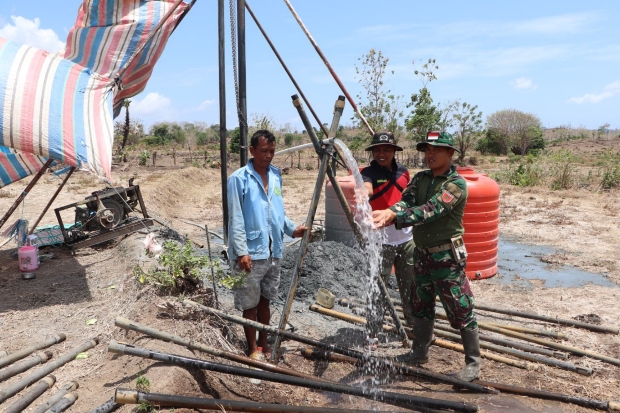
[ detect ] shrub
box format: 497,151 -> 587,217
549,150 -> 577,190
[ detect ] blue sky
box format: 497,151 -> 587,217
1,1 -> 619,133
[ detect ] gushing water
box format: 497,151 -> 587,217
333,140 -> 388,388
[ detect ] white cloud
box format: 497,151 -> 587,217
0,16 -> 64,53
132,92 -> 172,115
510,12 -> 599,36
511,77 -> 536,90
195,99 -> 215,111
568,81 -> 620,104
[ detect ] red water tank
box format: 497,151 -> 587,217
457,167 -> 500,280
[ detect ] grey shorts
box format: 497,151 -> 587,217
231,258 -> 281,311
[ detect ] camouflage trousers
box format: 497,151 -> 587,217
367,239 -> 415,337
411,248 -> 477,331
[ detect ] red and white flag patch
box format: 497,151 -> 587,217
441,190 -> 455,203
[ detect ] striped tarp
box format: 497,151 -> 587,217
0,37 -> 114,185
0,147 -> 48,188
64,0 -> 189,118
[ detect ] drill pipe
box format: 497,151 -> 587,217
115,317 -> 333,383
47,391 -> 78,413
0,351 -> 53,382
310,303 -> 531,370
382,308 -> 569,360
182,299 -> 496,394
0,334 -> 66,369
452,300 -> 619,334
109,341 -> 479,412
428,325 -> 591,375
31,381 -> 79,413
86,396 -> 121,413
475,323 -> 620,366
2,375 -> 55,413
116,388 -> 406,412
0,338 -> 98,403
473,380 -> 620,411
341,298 -> 568,341
302,347 -> 620,412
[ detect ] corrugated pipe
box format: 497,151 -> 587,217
0,334 -> 66,369
116,388 -> 409,412
182,299 -> 496,394
1,375 -> 55,413
31,381 -> 79,413
0,351 -> 53,382
108,341 -> 479,413
0,338 -> 98,403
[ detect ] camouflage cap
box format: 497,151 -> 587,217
365,131 -> 403,151
416,131 -> 461,154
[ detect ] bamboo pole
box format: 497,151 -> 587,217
109,341 -> 479,412
309,304 -> 532,370
183,299 -> 496,394
0,334 -> 66,369
114,317 -> 333,383
116,388 -> 406,413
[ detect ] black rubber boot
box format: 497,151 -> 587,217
395,318 -> 434,365
456,327 -> 481,382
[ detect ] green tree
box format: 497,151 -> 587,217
405,58 -> 442,143
486,109 -> 543,155
476,128 -> 506,155
452,101 -> 484,164
354,49 -> 404,137
229,127 -> 241,154
120,99 -> 131,152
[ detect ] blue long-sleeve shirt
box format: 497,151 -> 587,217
227,160 -> 297,260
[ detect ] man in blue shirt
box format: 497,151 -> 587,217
227,130 -> 307,361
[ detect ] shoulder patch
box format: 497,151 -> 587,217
274,187 -> 282,196
441,182 -> 463,206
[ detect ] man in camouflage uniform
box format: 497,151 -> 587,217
372,131 -> 480,382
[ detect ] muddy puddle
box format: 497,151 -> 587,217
491,238 -> 618,288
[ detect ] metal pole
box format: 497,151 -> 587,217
237,0 -> 248,166
47,391 -> 78,412
308,304 -> 532,370
86,396 -> 121,413
115,388 -> 405,413
0,338 -> 98,403
31,381 -> 79,413
0,334 -> 65,369
109,341 -> 479,412
182,300 -> 496,394
29,167 -> 75,234
271,97 -> 344,361
3,375 -> 55,413
0,351 -> 53,382
472,302 -> 619,334
218,0 -> 229,245
204,224 -> 219,308
114,317 -> 332,383
0,158 -> 54,231
281,0 -> 373,136
245,2 -> 329,138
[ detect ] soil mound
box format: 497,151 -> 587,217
279,241 -> 369,303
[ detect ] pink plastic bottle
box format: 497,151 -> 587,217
18,245 -> 39,272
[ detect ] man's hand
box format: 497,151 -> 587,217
292,225 -> 308,238
238,255 -> 252,272
372,209 -> 397,229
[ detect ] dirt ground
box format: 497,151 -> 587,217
0,150 -> 619,412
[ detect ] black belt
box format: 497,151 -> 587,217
417,242 -> 452,255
